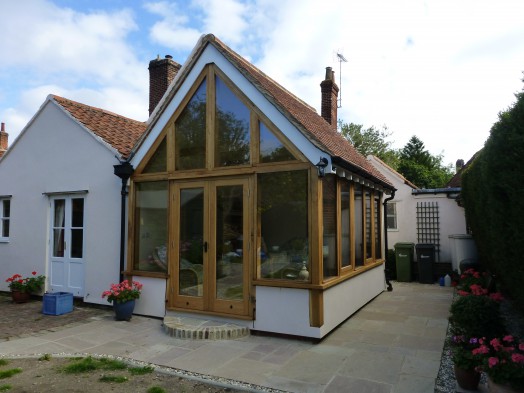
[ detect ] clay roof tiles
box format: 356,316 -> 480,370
51,95 -> 146,159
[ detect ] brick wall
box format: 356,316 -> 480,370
148,55 -> 182,116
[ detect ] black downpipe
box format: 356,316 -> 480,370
383,189 -> 396,291
114,161 -> 134,283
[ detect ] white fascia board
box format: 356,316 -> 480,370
131,45 -> 325,168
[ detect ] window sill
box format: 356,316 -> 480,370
125,270 -> 168,279
0,238 -> 9,243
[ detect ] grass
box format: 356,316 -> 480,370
0,360 -> 8,367
128,366 -> 154,375
38,354 -> 52,361
0,369 -> 22,380
62,357 -> 127,374
0,384 -> 11,392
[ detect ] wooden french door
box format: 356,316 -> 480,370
171,178 -> 251,317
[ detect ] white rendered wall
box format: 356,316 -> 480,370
133,276 -> 166,318
0,101 -> 123,305
254,265 -> 385,339
321,265 -> 385,336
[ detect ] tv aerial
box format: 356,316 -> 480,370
336,52 -> 348,108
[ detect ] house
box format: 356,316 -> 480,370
126,34 -> 394,339
368,154 -> 476,280
0,95 -> 146,302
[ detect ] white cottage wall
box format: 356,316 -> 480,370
0,101 -> 123,305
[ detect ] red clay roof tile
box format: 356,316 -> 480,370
51,95 -> 146,159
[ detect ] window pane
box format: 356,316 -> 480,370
354,185 -> 363,267
341,181 -> 351,268
3,200 -> 9,218
387,203 -> 397,230
133,182 -> 168,272
179,188 -> 204,296
2,219 -> 9,238
259,121 -> 295,163
72,198 -> 84,227
53,229 -> 65,257
323,175 -> 337,279
215,76 -> 250,167
175,80 -> 207,170
374,194 -> 382,259
216,185 -> 243,300
365,189 -> 372,259
143,138 -> 167,173
71,229 -> 83,258
258,171 -> 308,280
54,199 -> 65,227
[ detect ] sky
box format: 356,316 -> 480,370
1,0 -> 524,166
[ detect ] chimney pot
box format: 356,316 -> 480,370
1,122 -> 4,132
165,55 -> 173,59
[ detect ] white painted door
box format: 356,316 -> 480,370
49,196 -> 85,296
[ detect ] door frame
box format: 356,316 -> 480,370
47,194 -> 86,296
168,176 -> 253,318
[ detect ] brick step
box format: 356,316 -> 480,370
163,316 -> 250,340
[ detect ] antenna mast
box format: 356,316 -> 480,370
336,52 -> 348,108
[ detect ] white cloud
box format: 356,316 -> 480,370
195,0 -> 249,44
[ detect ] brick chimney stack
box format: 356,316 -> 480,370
0,122 -> 8,158
320,67 -> 339,130
148,55 -> 181,116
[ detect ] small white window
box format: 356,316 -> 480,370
0,198 -> 11,241
386,202 -> 397,230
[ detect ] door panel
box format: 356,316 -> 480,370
172,178 -> 250,316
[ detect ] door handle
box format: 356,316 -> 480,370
203,241 -> 208,252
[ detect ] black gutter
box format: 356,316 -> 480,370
113,160 -> 134,283
383,189 -> 396,291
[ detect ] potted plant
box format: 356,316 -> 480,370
471,335 -> 524,392
102,279 -> 143,321
5,272 -> 46,303
449,335 -> 482,390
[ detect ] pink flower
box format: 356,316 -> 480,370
473,345 -> 490,355
503,335 -> 514,343
519,343 -> 524,351
490,292 -> 504,301
491,338 -> 503,351
488,357 -> 499,368
457,290 -> 469,296
512,353 -> 524,364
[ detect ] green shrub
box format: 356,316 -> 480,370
449,294 -> 504,339
462,79 -> 524,310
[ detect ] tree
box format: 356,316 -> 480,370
397,136 -> 453,188
339,122 -> 400,168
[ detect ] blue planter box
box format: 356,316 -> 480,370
42,292 -> 73,315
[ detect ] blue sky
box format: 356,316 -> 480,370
1,0 -> 524,166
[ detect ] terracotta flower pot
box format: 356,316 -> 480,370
11,290 -> 31,304
454,365 -> 481,391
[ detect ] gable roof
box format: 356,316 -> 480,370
51,95 -> 146,159
368,155 -> 418,190
142,34 -> 392,189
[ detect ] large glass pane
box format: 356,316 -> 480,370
143,138 -> 167,173
179,188 -> 204,296
215,76 -> 250,167
175,80 -> 207,170
71,198 -> 84,258
365,189 -> 372,259
2,199 -> 9,218
374,193 -> 382,259
53,199 -> 65,257
216,185 -> 244,300
323,175 -> 337,279
259,121 -> 295,163
354,185 -> 363,267
133,182 -> 168,272
2,219 -> 8,238
258,170 -> 308,280
341,181 -> 351,268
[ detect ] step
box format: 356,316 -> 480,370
163,316 -> 250,340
